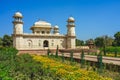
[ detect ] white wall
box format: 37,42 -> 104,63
14,24 -> 23,34
17,36 -> 66,50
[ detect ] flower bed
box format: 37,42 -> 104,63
106,53 -> 120,57
32,55 -> 111,80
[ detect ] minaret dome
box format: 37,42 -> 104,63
53,25 -> 59,35
13,12 -> 23,18
67,17 -> 75,22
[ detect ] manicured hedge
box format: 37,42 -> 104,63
101,46 -> 120,52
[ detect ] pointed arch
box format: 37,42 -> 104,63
43,40 -> 49,47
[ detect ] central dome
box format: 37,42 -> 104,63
31,20 -> 52,30
34,20 -> 51,26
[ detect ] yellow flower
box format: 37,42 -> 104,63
32,55 -> 112,80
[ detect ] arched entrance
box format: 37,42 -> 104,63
43,40 -> 49,47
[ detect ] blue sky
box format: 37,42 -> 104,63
0,0 -> 120,40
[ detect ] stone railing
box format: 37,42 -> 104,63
76,46 -> 89,49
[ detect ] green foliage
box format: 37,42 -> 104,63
103,45 -> 106,56
0,34 -> 13,47
0,47 -> 59,79
55,45 -> 59,58
80,50 -> 85,68
114,32 -> 120,46
76,39 -> 84,46
97,52 -> 103,73
114,50 -> 117,57
95,36 -> 113,48
33,55 -> 112,80
2,35 -> 13,47
103,46 -> 120,52
95,37 -> 104,48
10,54 -> 43,80
0,47 -> 119,79
0,47 -> 18,61
103,36 -> 114,46
0,47 -> 18,79
101,46 -> 120,57
62,53 -> 64,62
70,51 -> 74,62
0,38 -> 2,47
47,48 -> 50,56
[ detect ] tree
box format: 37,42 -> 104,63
2,35 -> 13,47
55,45 -> 59,58
103,35 -> 114,46
95,35 -> 113,48
76,39 -> 84,46
95,37 -> 104,48
0,37 -> 2,47
113,32 -> 120,46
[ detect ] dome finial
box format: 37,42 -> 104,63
69,14 -> 73,17
37,17 -> 43,21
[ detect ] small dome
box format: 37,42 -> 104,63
14,12 -> 23,18
54,25 -> 59,28
68,17 -> 75,22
